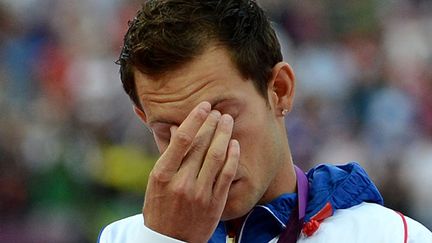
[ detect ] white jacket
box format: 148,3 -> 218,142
98,202 -> 432,243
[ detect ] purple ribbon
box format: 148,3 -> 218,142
277,165 -> 309,243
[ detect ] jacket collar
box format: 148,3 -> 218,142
209,162 -> 383,242
209,193 -> 298,243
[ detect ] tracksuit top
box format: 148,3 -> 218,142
98,162 -> 432,242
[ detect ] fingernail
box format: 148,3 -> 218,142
231,139 -> 239,148
210,110 -> 221,119
230,139 -> 240,156
221,114 -> 233,125
199,101 -> 211,113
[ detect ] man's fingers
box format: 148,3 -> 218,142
197,114 -> 234,190
178,109 -> 221,177
155,101 -> 211,174
213,139 -> 240,199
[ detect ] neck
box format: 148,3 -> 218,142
225,161 -> 297,241
226,216 -> 247,240
259,156 -> 297,205
259,124 -> 297,204
225,155 -> 297,241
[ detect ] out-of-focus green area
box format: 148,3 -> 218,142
0,0 -> 431,242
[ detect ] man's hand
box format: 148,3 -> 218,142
143,101 -> 240,243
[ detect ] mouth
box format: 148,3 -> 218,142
231,177 -> 241,185
228,178 -> 242,196
233,170 -> 241,182
230,168 -> 242,185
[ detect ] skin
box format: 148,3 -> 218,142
133,45 -> 297,243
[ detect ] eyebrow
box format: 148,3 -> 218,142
148,97 -> 236,126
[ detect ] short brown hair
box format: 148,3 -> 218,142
117,0 -> 283,108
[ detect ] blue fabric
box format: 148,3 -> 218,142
208,162 -> 383,243
305,162 -> 383,221
209,193 -> 297,243
239,193 -> 298,243
209,221 -> 227,243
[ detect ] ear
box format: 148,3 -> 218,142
133,106 -> 148,123
267,62 -> 296,117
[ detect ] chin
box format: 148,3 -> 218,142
220,207 -> 247,221
220,194 -> 255,221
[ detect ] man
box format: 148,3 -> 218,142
99,0 -> 432,242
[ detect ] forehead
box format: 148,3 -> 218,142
134,46 -> 247,125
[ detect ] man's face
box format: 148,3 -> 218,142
134,46 -> 290,220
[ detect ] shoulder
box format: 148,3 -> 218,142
298,202 -> 432,243
98,214 -> 186,243
404,214 -> 432,242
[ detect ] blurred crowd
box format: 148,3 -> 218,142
0,0 -> 431,242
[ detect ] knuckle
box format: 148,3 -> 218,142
174,131 -> 193,148
194,134 -> 208,145
149,169 -> 170,183
193,191 -> 208,206
208,149 -> 225,163
219,170 -> 235,181
172,180 -> 191,199
188,138 -> 207,153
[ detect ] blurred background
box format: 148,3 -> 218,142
0,0 -> 431,242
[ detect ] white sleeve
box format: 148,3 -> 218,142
406,216 -> 432,243
98,214 -> 186,243
297,202 -> 432,243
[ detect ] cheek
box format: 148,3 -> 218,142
234,116 -> 279,170
232,121 -> 263,157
